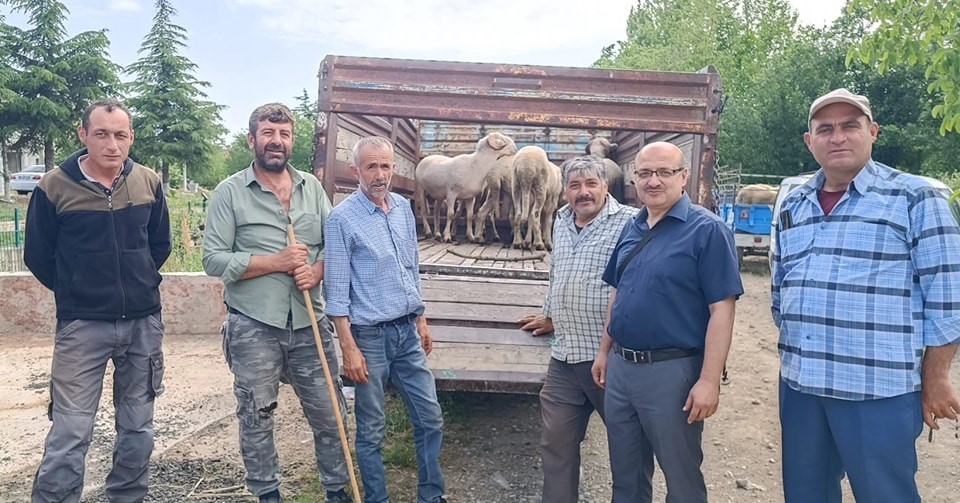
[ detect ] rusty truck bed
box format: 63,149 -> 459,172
419,241 -> 551,393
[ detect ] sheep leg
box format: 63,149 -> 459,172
512,186 -> 529,249
418,188 -> 433,238
442,194 -> 457,243
464,197 -> 477,243
432,197 -> 443,242
529,191 -> 546,251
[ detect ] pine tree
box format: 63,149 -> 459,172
0,0 -> 121,170
126,0 -> 225,193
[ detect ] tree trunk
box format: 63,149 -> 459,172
161,159 -> 170,196
44,138 -> 55,172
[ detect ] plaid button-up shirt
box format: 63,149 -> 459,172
771,161 -> 960,400
544,196 -> 639,363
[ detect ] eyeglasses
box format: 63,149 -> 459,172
634,168 -> 685,180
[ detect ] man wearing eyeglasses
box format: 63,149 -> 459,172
591,142 -> 742,502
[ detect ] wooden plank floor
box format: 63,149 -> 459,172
418,241 -> 551,280
420,273 -> 552,394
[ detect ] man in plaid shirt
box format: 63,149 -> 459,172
519,155 -> 638,503
772,88 -> 960,503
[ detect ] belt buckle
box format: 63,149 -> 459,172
622,347 -> 651,364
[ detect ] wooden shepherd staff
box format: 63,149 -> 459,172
286,216 -> 361,501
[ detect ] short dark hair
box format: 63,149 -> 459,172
81,99 -> 132,131
249,103 -> 295,135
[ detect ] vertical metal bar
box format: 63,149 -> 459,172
14,207 -> 20,248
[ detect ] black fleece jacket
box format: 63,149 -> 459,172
24,149 -> 172,320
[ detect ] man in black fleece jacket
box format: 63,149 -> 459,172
24,98 -> 171,503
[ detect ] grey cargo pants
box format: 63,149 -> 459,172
32,314 -> 165,503
222,311 -> 349,498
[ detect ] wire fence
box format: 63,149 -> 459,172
0,206 -> 26,273
0,193 -> 209,273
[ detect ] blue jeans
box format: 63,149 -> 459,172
352,318 -> 445,503
779,380 -> 922,503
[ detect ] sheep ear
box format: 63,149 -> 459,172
609,142 -> 619,153
489,133 -> 506,150
584,142 -> 592,155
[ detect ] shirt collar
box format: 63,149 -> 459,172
77,154 -> 122,185
803,159 -> 877,196
355,189 -> 398,214
557,194 -> 625,226
242,163 -> 305,188
637,192 -> 691,226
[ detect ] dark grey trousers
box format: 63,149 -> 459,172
604,349 -> 707,503
222,312 -> 349,498
32,314 -> 165,503
539,358 -> 605,503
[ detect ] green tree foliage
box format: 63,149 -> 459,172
595,0 -> 799,174
126,0 -> 225,192
849,0 -> 960,134
599,1 -> 960,178
0,0 -> 121,170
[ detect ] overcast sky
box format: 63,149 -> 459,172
5,0 -> 846,136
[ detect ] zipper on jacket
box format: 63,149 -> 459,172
107,192 -> 128,318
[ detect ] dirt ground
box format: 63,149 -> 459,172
2,266 -> 959,502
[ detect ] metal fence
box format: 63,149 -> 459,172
0,195 -> 209,273
0,207 -> 26,272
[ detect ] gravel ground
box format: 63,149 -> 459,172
2,268 -> 959,502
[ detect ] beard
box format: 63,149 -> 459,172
255,143 -> 290,172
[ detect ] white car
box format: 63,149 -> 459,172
769,172 -> 956,268
9,165 -> 46,194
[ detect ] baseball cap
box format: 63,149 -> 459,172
808,88 -> 873,125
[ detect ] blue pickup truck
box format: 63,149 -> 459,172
719,202 -> 773,269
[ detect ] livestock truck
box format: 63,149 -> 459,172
313,55 -> 723,393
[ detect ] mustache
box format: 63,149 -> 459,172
370,180 -> 387,187
575,196 -> 594,204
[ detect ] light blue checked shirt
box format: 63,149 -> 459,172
771,160 -> 960,400
544,196 -> 638,363
323,190 -> 424,326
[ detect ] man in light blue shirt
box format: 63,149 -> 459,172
324,136 -> 445,503
772,88 -> 960,503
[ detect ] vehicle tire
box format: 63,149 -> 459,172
737,247 -> 744,271
16,191 -> 28,195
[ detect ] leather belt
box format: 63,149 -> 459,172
613,344 -> 700,364
373,312 -> 417,328
226,306 -> 292,323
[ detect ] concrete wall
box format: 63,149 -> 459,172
0,273 -> 227,337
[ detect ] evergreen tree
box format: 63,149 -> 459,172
0,0 -> 121,170
126,0 -> 225,192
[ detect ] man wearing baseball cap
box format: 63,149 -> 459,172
771,88 -> 960,502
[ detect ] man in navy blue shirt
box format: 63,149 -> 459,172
591,142 -> 742,502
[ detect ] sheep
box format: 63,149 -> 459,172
585,136 -> 625,202
415,132 -> 518,243
736,184 -> 778,205
510,146 -> 563,251
471,152 -> 515,244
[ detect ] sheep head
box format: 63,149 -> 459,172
585,137 -> 618,158
477,132 -> 519,159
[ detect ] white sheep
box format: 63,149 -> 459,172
415,132 -> 518,243
510,146 -> 562,251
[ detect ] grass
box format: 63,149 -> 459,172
290,391 -> 468,501
0,190 -> 209,273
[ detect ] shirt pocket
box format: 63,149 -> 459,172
393,232 -> 417,270
292,213 -> 323,262
777,226 -> 815,267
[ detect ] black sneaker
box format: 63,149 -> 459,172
259,489 -> 282,503
326,488 -> 352,503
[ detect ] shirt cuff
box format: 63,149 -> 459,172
221,252 -> 252,284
